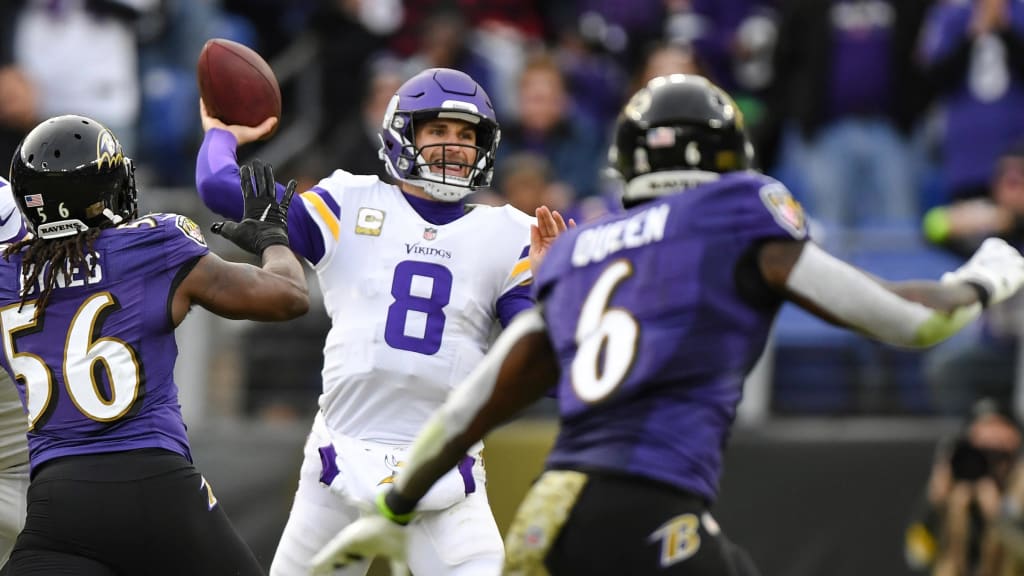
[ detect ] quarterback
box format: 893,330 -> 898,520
196,67 -> 569,575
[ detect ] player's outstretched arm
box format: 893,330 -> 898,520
174,160 -> 309,323
311,308 -> 559,574
196,99 -> 281,220
175,246 -> 308,323
759,238 -> 1024,348
394,307 -> 559,502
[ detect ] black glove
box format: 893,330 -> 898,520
211,159 -> 295,255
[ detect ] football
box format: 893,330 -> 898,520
197,38 -> 281,137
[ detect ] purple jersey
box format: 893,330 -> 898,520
0,213 -> 209,471
534,172 -> 807,502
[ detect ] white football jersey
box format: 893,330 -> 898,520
0,178 -> 29,470
0,179 -> 26,248
301,170 -> 534,443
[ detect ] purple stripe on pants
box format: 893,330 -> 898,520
459,455 -> 476,495
318,444 -> 340,486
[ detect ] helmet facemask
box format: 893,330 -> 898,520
382,108 -> 499,202
378,68 -> 501,202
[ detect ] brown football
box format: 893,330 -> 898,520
197,38 -> 281,137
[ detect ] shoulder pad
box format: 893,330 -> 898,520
756,181 -> 807,240
318,169 -> 383,195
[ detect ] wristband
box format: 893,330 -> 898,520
256,229 -> 290,253
922,207 -> 951,244
378,490 -> 416,525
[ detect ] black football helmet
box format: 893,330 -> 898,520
10,115 -> 137,239
608,74 -> 754,206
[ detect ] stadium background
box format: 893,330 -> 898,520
4,0 -> 1021,574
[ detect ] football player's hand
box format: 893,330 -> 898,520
941,237 -> 1024,306
311,494 -> 411,576
211,159 -> 294,254
530,205 -> 575,274
199,98 -> 277,145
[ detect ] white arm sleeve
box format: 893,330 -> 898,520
785,243 -> 981,348
394,307 -> 548,496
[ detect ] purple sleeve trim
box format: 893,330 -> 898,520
320,187 -> 341,217
496,284 -> 533,328
287,187 -> 328,264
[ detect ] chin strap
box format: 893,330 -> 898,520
102,208 -> 124,226
417,179 -> 475,202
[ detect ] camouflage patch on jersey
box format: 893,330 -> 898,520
505,470 -> 587,574
175,215 -> 207,247
355,207 -> 385,236
758,183 -> 807,239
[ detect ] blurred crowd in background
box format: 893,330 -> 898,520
2,0 -> 1024,423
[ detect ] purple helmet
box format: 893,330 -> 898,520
378,68 -> 500,201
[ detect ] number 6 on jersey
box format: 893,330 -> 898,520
571,259 -> 639,402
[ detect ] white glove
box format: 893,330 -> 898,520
941,237 -> 1024,306
311,515 -> 410,576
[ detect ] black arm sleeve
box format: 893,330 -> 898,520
734,241 -> 787,309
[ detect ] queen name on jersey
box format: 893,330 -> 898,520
536,171 -> 805,501
0,213 -> 208,470
571,203 -> 670,267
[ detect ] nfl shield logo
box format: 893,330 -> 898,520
423,227 -> 437,241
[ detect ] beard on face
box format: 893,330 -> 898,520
426,146 -> 473,178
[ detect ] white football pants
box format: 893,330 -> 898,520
0,462 -> 28,568
270,415 -> 503,576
